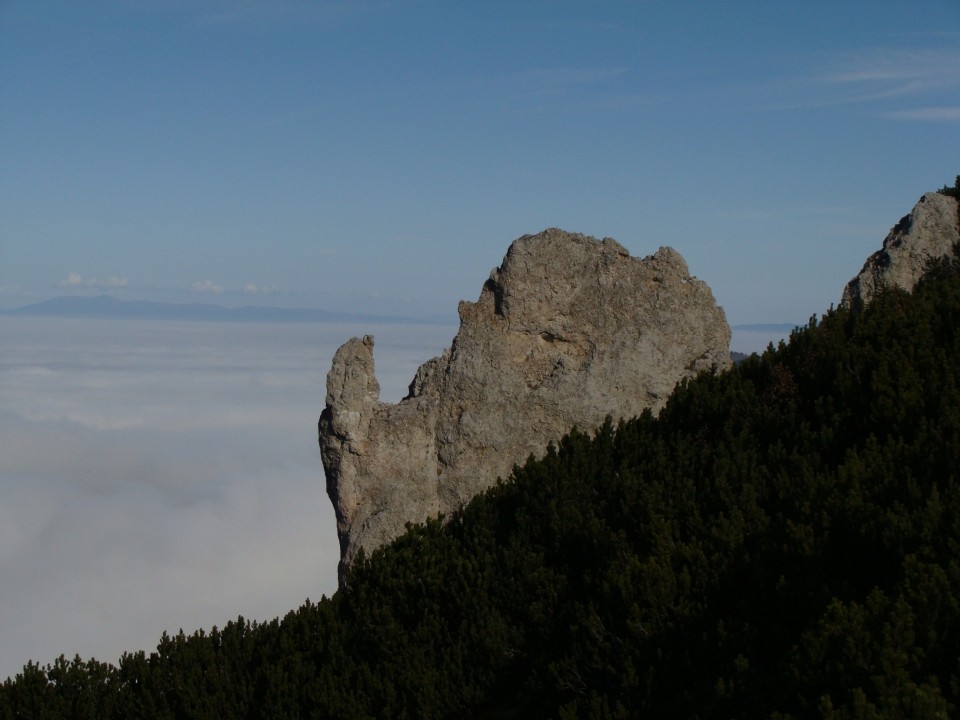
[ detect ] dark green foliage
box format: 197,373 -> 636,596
937,175 -> 960,199
3,261 -> 959,718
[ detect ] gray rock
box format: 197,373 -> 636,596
842,191 -> 960,306
319,228 -> 731,582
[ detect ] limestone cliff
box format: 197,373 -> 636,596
842,191 -> 960,306
319,229 -> 731,580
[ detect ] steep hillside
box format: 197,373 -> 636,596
3,251 -> 958,719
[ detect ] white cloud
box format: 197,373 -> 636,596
822,49 -> 960,90
59,273 -> 128,290
884,105 -> 960,121
738,47 -> 960,115
242,283 -> 277,296
806,48 -> 960,108
190,279 -> 224,294
499,65 -> 629,104
0,316 -> 455,680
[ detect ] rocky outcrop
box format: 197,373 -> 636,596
842,191 -> 960,306
319,229 -> 731,581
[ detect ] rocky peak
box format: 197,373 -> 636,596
319,229 -> 731,583
842,191 -> 960,306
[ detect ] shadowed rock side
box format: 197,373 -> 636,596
319,229 -> 731,581
842,191 -> 960,306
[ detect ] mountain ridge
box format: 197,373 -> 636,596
4,222 -> 958,718
3,182 -> 959,717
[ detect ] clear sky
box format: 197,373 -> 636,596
1,1 -> 958,324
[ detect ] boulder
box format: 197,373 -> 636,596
319,228 -> 731,581
843,191 -> 960,306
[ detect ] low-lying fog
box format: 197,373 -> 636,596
0,316 -> 783,680
0,316 -> 454,681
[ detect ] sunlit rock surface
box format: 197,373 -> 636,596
319,229 -> 731,581
843,191 -> 960,306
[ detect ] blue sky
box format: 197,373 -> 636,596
2,1 -> 958,323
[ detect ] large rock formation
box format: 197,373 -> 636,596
319,229 -> 731,580
842,191 -> 960,306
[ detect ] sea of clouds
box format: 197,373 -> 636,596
0,316 -> 455,681
0,315 -> 785,680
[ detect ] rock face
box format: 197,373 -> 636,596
319,229 -> 731,581
842,191 -> 960,306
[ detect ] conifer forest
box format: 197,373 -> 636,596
2,254 -> 959,719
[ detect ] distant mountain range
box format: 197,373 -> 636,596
0,295 -> 452,325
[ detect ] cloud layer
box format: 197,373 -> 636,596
0,316 -> 454,680
60,273 -> 129,290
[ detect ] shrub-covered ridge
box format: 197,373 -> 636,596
2,257 -> 959,719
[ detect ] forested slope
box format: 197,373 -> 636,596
2,256 -> 958,719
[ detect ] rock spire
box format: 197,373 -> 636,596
319,228 -> 731,581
